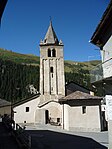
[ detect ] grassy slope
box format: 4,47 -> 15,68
64,60 -> 101,73
0,48 -> 101,71
0,48 -> 40,65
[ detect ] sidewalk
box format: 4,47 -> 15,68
0,122 -> 19,149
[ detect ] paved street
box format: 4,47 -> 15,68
25,124 -> 108,149
0,122 -> 19,149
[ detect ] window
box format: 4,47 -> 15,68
82,106 -> 86,114
48,48 -> 56,57
50,67 -> 53,73
52,73 -> 53,78
48,49 -> 51,57
52,49 -> 56,57
26,107 -> 29,112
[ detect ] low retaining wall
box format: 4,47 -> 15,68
2,116 -> 31,149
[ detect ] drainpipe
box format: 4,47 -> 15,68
62,103 -> 64,129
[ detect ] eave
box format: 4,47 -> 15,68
90,1 -> 112,47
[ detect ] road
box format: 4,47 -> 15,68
25,124 -> 108,149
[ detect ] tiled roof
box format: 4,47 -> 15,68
13,94 -> 40,107
66,81 -> 90,95
59,91 -> 102,102
0,98 -> 11,107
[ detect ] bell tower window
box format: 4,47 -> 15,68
48,49 -> 51,57
48,48 -> 56,57
50,67 -> 53,78
50,67 -> 53,73
52,49 -> 56,57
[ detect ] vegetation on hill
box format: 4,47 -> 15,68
64,60 -> 101,89
0,48 -> 101,103
0,48 -> 40,65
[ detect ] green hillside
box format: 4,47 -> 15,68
0,48 -> 40,65
64,60 -> 100,72
0,48 -> 100,70
0,48 -> 101,103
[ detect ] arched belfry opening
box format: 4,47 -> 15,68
48,48 -> 51,57
52,49 -> 56,57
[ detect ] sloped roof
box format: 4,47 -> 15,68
90,1 -> 112,47
44,21 -> 59,45
40,21 -> 61,46
59,91 -> 102,102
13,94 -> 40,108
0,98 -> 11,108
66,81 -> 90,95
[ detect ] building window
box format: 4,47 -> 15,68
26,107 -> 29,112
52,73 -> 53,78
50,67 -> 53,73
52,49 -> 56,57
82,106 -> 86,114
48,49 -> 51,57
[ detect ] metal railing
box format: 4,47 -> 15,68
90,63 -> 103,83
14,124 -> 31,149
90,58 -> 112,83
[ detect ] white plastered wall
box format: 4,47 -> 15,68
35,101 -> 62,124
64,103 -> 101,132
13,97 -> 40,124
101,35 -> 112,78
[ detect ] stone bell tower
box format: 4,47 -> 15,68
39,21 -> 65,106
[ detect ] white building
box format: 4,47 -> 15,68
13,95 -> 40,124
14,21 -> 65,126
13,21 -> 103,132
90,1 -> 112,148
59,91 -> 102,132
90,1 -> 112,127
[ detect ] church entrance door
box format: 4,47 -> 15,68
45,110 -> 49,124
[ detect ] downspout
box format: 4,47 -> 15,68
62,103 -> 64,129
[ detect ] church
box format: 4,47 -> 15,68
13,21 -> 103,132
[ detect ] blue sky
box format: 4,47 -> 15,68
0,0 -> 110,61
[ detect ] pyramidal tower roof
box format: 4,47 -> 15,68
40,21 -> 63,46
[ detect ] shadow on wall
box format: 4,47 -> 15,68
27,130 -> 107,149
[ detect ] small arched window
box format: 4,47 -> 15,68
50,67 -> 53,73
48,49 -> 51,57
52,49 -> 56,57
